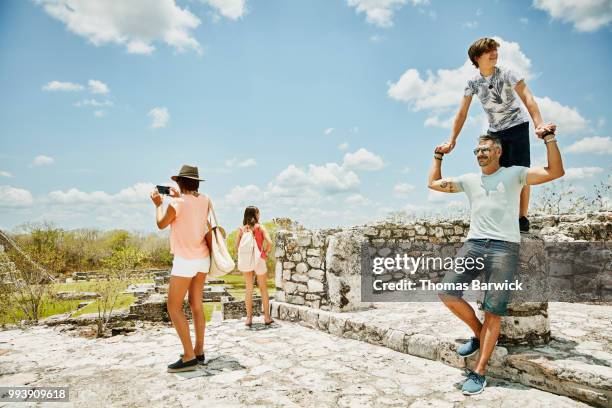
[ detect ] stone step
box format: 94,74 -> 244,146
270,301 -> 612,408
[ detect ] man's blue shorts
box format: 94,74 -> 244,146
439,239 -> 520,316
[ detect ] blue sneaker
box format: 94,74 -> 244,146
457,337 -> 480,357
462,371 -> 487,395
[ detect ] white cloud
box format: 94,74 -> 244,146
225,158 -> 257,168
88,79 -> 110,94
324,127 -> 334,135
563,167 -> 604,181
393,182 -> 415,197
462,21 -> 478,29
0,186 -> 34,208
75,99 -> 114,107
369,34 -> 384,43
33,155 -> 55,166
40,0 -> 202,55
203,0 -> 247,20
342,148 -> 385,171
533,0 -> 612,32
347,0 -> 428,28
565,136 -> 612,155
424,114 -> 455,129
115,182 -> 155,203
127,40 -> 155,54
268,163 -> 360,197
519,17 -> 529,24
148,107 -> 169,129
48,182 -> 154,205
48,188 -> 112,204
94,110 -> 105,118
225,184 -> 262,206
338,142 -> 349,151
345,193 -> 369,205
347,0 -> 407,28
42,81 -> 84,92
0,171 -> 12,178
427,189 -> 449,203
535,97 -> 588,135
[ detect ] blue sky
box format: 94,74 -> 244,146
1,0 -> 611,232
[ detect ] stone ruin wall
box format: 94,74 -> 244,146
274,212 -> 612,312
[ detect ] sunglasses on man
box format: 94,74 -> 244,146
473,146 -> 496,155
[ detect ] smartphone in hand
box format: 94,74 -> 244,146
156,185 -> 171,195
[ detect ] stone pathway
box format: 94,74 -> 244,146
0,320 -> 588,407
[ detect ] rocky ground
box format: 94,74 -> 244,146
0,319 -> 589,408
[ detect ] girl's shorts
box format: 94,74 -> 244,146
243,258 -> 268,276
171,256 -> 210,278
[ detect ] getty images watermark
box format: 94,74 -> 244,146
360,241 -> 611,303
372,253 -> 523,292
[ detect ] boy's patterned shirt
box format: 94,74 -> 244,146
464,66 -> 529,132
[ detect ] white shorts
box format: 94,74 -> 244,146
253,258 -> 268,276
171,256 -> 210,278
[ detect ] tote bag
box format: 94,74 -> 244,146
204,201 -> 235,278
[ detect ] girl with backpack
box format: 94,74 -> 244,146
236,206 -> 274,327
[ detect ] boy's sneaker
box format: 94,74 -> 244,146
167,357 -> 198,373
519,216 -> 530,232
462,371 -> 487,395
457,337 -> 480,357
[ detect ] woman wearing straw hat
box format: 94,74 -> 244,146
150,164 -> 211,373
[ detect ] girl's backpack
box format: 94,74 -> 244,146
237,226 -> 261,272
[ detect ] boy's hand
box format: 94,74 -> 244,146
535,123 -> 557,139
436,141 -> 455,154
434,144 -> 447,154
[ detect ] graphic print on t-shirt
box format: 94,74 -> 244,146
464,67 -> 528,132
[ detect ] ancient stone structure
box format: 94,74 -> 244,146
222,297 -> 262,320
274,212 -> 611,340
204,286 -> 234,302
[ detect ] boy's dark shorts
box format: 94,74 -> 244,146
489,121 -> 531,167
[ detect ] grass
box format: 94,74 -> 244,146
52,279 -> 153,293
2,273 -> 275,324
0,296 -> 83,325
72,293 -> 137,317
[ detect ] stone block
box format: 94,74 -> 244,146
297,234 -> 312,247
295,262 -> 308,273
286,295 -> 305,305
307,257 -> 322,268
407,334 -> 439,361
222,298 -> 262,320
292,274 -> 308,283
308,268 -> 325,280
284,281 -> 297,294
308,279 -> 324,293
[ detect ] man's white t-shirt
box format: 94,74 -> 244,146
455,166 -> 529,243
